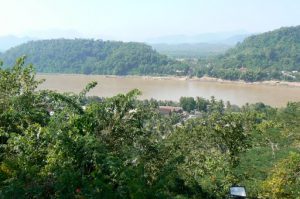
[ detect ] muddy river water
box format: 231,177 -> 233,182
37,74 -> 300,107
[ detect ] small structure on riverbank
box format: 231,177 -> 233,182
159,106 -> 183,115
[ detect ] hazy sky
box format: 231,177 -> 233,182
1,0 -> 299,41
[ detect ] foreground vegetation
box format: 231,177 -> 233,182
0,58 -> 299,198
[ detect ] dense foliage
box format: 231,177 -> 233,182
0,58 -> 299,198
0,39 -> 188,75
196,26 -> 300,81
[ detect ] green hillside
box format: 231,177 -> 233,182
0,39 -> 187,75
220,26 -> 300,70
1,26 -> 300,82
198,26 -> 300,81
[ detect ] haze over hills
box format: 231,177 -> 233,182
0,31 -> 250,53
148,32 -> 250,58
0,30 -> 251,60
0,29 -> 114,52
0,35 -> 36,52
151,43 -> 232,58
146,32 -> 250,45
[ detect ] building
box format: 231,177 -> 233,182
159,106 -> 183,115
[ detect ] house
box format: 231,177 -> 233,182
159,106 -> 183,115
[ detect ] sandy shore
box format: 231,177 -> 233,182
191,76 -> 300,87
120,75 -> 300,88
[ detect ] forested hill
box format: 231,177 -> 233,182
2,26 -> 300,81
215,26 -> 300,71
197,26 -> 300,81
0,39 -> 187,75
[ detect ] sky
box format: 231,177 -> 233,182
0,0 -> 299,41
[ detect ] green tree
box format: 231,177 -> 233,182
261,152 -> 300,199
179,97 -> 196,112
196,97 -> 209,112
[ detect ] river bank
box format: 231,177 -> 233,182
37,73 -> 300,87
100,74 -> 300,88
192,76 -> 300,87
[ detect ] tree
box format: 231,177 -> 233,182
261,152 -> 300,199
179,97 -> 196,112
196,97 -> 209,112
0,56 -> 47,142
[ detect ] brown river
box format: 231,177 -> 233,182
37,74 -> 300,107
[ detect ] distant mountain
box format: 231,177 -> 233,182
220,34 -> 250,45
0,35 -> 35,51
147,31 -> 250,45
151,43 -> 232,58
0,39 -> 187,75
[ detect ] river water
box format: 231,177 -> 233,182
37,74 -> 300,107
